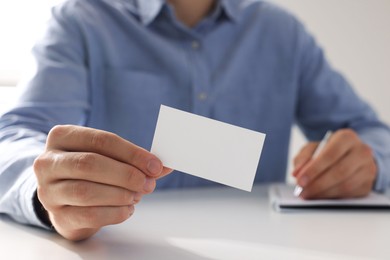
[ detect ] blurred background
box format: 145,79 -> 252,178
0,0 -> 389,181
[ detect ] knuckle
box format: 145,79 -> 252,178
33,155 -> 48,176
126,167 -> 144,189
90,131 -> 116,150
47,125 -> 69,144
48,125 -> 66,137
294,143 -> 316,164
119,190 -> 133,204
339,128 -> 358,141
293,156 -> 301,166
126,167 -> 136,184
129,147 -> 148,167
321,151 -> 337,164
71,182 -> 91,201
74,153 -> 96,173
33,152 -> 58,181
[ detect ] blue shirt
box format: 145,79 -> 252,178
1,0 -> 390,228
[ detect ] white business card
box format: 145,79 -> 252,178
151,105 -> 266,192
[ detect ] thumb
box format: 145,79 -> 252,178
157,166 -> 174,179
292,142 -> 319,177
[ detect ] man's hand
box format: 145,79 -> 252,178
33,125 -> 172,241
292,129 -> 377,199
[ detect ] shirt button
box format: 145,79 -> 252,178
198,92 -> 208,101
191,40 -> 200,50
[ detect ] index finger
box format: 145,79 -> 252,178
296,130 -> 358,187
46,125 -> 163,177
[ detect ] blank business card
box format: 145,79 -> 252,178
151,105 -> 266,192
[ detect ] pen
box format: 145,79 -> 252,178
293,130 -> 333,197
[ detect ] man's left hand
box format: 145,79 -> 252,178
292,129 -> 377,199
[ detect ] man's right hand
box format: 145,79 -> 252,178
33,125 -> 172,241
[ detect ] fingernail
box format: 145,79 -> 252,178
134,192 -> 143,204
143,178 -> 155,192
147,159 -> 162,176
299,176 -> 309,187
128,205 -> 135,216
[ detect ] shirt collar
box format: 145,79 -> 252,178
135,0 -> 165,25
220,0 -> 240,22
134,0 -> 241,26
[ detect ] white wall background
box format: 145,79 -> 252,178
0,1 -> 60,86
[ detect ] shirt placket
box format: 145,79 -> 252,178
187,36 -> 211,117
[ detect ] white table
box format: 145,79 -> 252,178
1,185 -> 389,260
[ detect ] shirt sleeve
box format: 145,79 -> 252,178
294,20 -> 390,192
0,2 -> 89,227
0,137 -> 48,228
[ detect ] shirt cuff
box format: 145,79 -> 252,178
19,166 -> 53,230
373,150 -> 389,192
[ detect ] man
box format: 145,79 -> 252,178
0,0 -> 389,241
